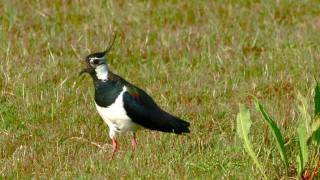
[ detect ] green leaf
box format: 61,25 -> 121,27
308,117 -> 320,145
297,92 -> 311,135
236,104 -> 266,179
297,118 -> 309,176
315,83 -> 320,116
254,99 -> 289,169
296,93 -> 310,176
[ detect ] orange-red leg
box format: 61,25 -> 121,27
111,138 -> 118,158
131,133 -> 137,151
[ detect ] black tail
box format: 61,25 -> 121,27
164,113 -> 190,134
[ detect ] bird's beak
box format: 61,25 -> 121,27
79,68 -> 89,76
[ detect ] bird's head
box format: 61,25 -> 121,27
79,34 -> 117,81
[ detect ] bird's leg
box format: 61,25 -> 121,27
111,138 -> 118,158
131,133 -> 137,151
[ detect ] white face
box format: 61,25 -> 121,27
89,57 -> 106,68
91,57 -> 108,81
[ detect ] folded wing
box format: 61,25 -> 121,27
122,88 -> 190,134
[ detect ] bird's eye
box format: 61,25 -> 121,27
90,58 -> 99,65
93,60 -> 99,65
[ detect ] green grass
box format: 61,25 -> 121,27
1,0 -> 320,178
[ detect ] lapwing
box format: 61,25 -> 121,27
79,37 -> 190,157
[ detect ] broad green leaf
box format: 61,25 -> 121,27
311,82 -> 320,145
315,83 -> 320,116
254,99 -> 289,169
297,92 -> 311,135
236,104 -> 266,179
296,92 -> 310,176
308,116 -> 320,145
297,119 -> 309,176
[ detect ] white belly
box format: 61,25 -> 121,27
95,87 -> 140,138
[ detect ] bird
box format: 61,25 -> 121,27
79,36 -> 190,158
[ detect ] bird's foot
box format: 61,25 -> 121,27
111,138 -> 118,159
131,133 -> 137,151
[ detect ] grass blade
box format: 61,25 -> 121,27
311,82 -> 320,145
297,92 -> 311,135
315,82 -> 320,116
308,117 -> 320,145
237,104 -> 266,179
254,99 -> 289,169
296,93 -> 310,176
297,118 -> 309,176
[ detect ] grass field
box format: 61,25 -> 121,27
1,0 -> 320,179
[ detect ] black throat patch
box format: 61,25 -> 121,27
94,79 -> 123,107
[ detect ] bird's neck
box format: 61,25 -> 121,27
95,64 -> 109,81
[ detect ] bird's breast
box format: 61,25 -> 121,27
94,80 -> 123,107
95,87 -> 138,132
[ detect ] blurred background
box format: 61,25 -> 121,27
0,0 -> 319,178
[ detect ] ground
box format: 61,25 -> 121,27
0,0 -> 319,179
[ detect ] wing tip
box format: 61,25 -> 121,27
172,119 -> 191,134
